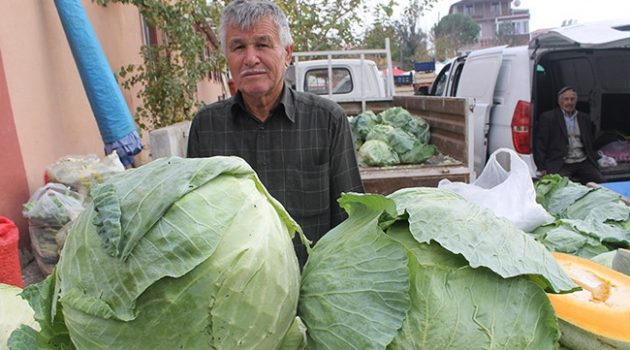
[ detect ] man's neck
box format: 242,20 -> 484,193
242,85 -> 284,122
562,109 -> 576,118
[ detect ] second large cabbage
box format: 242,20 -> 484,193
299,188 -> 578,349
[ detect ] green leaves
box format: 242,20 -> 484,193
299,189 -> 576,349
96,0 -> 222,131
390,188 -> 577,293
300,195 -> 410,349
533,175 -> 630,258
16,157 -> 303,349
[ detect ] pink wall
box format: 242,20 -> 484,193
0,49 -> 30,248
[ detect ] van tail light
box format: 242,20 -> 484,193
511,100 -> 531,154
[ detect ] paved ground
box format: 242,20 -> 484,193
20,250 -> 46,286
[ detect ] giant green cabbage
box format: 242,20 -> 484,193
9,156 -> 306,350
299,188 -> 577,349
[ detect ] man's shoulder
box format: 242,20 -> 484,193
292,90 -> 345,116
576,110 -> 590,119
540,108 -> 562,120
195,98 -> 233,119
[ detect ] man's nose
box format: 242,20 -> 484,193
243,46 -> 260,66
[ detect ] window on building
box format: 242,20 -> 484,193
496,20 -> 530,36
464,4 -> 474,16
140,14 -> 158,46
491,2 -> 500,15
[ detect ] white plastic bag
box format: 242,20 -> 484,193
438,148 -> 554,232
597,150 -> 618,168
46,151 -> 125,197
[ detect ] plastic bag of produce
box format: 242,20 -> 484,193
22,183 -> 84,228
46,152 -> 125,196
22,183 -> 85,275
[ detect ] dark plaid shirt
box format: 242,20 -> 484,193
187,85 -> 364,258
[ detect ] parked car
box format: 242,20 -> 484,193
430,20 -> 630,180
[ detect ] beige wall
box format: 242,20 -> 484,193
0,1 -> 143,193
0,0 -> 227,187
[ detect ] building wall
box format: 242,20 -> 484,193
0,49 -> 30,246
0,0 -> 225,245
450,0 -> 529,49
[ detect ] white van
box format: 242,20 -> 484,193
431,20 -> 630,181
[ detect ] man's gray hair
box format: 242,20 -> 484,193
219,0 -> 293,53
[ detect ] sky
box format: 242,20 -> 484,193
417,0 -> 630,32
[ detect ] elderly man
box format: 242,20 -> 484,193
534,86 -> 603,184
187,0 -> 364,265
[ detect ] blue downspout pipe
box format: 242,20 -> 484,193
54,0 -> 142,166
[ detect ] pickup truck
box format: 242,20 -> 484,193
286,40 -> 474,194
412,60 -> 437,96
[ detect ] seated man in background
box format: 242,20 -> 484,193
534,86 -> 603,184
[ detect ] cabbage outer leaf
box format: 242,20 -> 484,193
299,193 -> 410,350
388,188 -> 577,293
386,224 -> 561,349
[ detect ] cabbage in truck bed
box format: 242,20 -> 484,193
348,107 -> 437,167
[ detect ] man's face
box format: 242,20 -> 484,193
558,90 -> 577,114
225,17 -> 292,100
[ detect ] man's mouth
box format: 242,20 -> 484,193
241,69 -> 266,77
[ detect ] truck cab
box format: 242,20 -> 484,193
430,20 -> 630,180
286,59 -> 391,103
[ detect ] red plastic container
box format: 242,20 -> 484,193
0,216 -> 23,288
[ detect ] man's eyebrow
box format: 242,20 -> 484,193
228,38 -> 245,47
254,35 -> 273,43
227,35 -> 273,48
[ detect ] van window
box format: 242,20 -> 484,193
450,63 -> 465,96
432,63 -> 451,96
304,68 -> 353,95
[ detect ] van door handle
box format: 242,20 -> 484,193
469,98 -> 476,112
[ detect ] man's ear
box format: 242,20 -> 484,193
285,45 -> 293,66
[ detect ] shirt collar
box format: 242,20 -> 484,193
229,84 -> 296,123
562,109 -> 577,119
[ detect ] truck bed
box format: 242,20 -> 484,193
340,96 -> 473,195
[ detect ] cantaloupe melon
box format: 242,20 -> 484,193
549,252 -> 630,350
